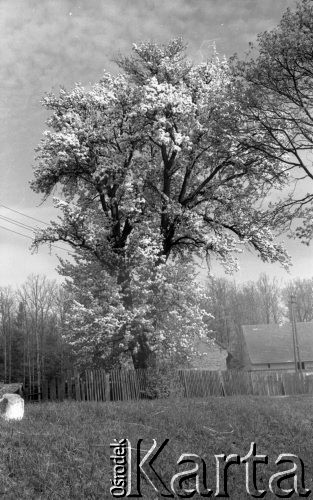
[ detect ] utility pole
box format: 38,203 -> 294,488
290,294 -> 303,379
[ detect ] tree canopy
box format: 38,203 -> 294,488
31,38 -> 293,368
233,0 -> 313,243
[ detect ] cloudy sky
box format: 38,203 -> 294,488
1,0 -> 310,287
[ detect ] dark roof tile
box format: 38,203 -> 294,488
242,323 -> 313,364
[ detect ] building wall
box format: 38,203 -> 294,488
190,342 -> 228,371
250,361 -> 313,371
249,363 -> 289,371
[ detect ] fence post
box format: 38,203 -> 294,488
41,379 -> 48,401
85,372 -> 88,400
50,378 -> 56,401
81,376 -> 86,401
105,373 -> 111,401
75,373 -> 81,401
59,376 -> 65,401
181,370 -> 187,398
219,371 -> 226,396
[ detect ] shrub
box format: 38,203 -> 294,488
142,362 -> 184,399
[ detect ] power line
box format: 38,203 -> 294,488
0,214 -> 35,232
0,203 -> 75,254
0,224 -> 75,256
0,203 -> 49,225
0,202 -> 79,257
0,224 -> 33,240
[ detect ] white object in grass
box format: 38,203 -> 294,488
0,393 -> 24,420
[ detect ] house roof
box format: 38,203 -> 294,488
242,322 -> 313,364
195,338 -> 228,354
190,338 -> 228,370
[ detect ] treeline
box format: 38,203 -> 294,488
0,275 -> 73,393
0,273 -> 312,387
206,273 -> 313,367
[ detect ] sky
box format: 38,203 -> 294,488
1,0 -> 311,287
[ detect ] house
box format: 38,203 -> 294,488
241,322 -> 313,371
189,338 -> 229,371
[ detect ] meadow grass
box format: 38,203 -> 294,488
0,395 -> 312,498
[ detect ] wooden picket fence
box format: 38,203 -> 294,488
27,369 -> 313,402
38,370 -> 111,402
179,370 -> 312,398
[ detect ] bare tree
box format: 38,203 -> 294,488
206,273 -> 284,368
234,0 -> 313,242
255,274 -> 282,324
19,275 -> 56,399
282,278 -> 313,322
0,287 -> 15,382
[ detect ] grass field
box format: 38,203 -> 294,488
0,395 -> 312,499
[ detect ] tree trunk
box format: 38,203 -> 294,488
131,333 -> 156,369
117,261 -> 155,370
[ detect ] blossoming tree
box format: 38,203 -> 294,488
31,39 -> 290,368
233,0 -> 313,243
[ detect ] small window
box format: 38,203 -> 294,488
267,364 -> 271,369
297,361 -> 305,370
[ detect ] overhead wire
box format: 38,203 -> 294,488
0,224 -> 33,240
0,214 -> 36,232
0,203 -> 48,225
0,224 -> 76,255
0,204 -> 76,256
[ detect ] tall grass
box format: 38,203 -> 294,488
0,396 -> 312,498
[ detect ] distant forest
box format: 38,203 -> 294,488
0,273 -> 311,389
